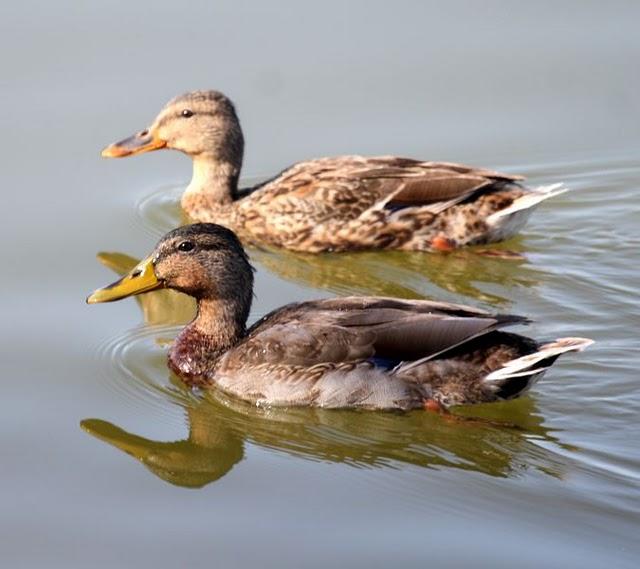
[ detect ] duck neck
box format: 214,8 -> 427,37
182,155 -> 241,213
193,297 -> 248,345
168,297 -> 249,387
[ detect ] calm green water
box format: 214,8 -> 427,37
2,2 -> 639,568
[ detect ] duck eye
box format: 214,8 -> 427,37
177,240 -> 195,252
181,109 -> 194,118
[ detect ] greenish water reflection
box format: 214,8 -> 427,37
82,392 -> 570,488
249,242 -> 538,305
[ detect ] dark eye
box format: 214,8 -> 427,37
177,240 -> 195,252
181,109 -> 194,118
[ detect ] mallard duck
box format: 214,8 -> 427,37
87,223 -> 592,410
102,90 -> 566,253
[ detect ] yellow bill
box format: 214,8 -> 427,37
101,129 -> 166,158
87,256 -> 163,304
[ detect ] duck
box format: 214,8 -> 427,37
87,223 -> 592,411
101,90 -> 566,253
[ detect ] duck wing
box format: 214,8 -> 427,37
243,156 -> 523,226
223,296 -> 527,370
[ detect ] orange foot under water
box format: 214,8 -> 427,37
423,398 -> 447,413
430,235 -> 456,252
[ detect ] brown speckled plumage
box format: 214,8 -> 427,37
102,90 -> 567,253
89,224 -> 593,410
202,158 -> 528,252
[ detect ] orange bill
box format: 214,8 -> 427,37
101,129 -> 166,158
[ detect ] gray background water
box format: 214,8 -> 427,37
1,1 -> 639,567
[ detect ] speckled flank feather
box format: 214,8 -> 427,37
95,224 -> 592,411
104,90 -> 568,253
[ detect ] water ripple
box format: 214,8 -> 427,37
94,323 -> 194,427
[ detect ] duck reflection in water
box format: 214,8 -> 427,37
82,390 -> 573,489
249,240 -> 537,306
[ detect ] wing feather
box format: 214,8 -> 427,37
246,156 -> 523,221
223,297 -> 524,371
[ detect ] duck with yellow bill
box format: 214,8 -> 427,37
88,223 -> 592,411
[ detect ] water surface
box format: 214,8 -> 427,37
1,2 -> 639,568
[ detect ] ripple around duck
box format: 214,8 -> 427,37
135,176 -> 269,238
134,182 -> 185,237
93,323 -> 197,428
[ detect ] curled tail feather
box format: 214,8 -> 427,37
487,183 -> 568,226
484,337 -> 594,399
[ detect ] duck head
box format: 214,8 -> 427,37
102,90 -> 244,162
89,224 -> 254,385
87,223 -> 253,313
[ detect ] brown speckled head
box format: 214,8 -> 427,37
151,90 -> 244,164
153,223 -> 253,304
